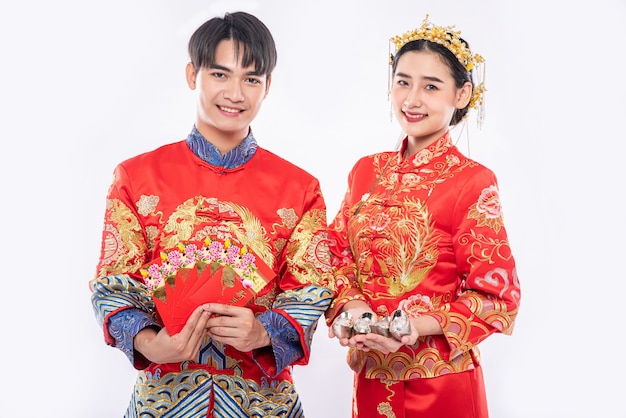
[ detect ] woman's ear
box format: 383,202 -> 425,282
185,62 -> 197,89
455,81 -> 473,109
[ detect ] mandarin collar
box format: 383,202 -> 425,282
185,125 -> 258,169
398,131 -> 453,167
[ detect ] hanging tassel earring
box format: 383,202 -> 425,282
474,60 -> 486,129
388,45 -> 395,123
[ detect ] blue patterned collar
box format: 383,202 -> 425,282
185,125 -> 258,169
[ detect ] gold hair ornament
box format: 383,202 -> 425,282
388,14 -> 486,127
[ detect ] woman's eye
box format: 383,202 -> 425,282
425,84 -> 437,90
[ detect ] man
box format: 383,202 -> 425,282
90,11 -> 333,417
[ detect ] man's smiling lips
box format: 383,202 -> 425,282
218,105 -> 244,114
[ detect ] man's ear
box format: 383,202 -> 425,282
455,81 -> 472,109
185,62 -> 197,89
264,75 -> 272,98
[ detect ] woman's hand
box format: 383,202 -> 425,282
349,325 -> 420,353
332,313 -> 441,353
329,300 -> 377,348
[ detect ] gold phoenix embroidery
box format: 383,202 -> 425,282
350,197 -> 439,297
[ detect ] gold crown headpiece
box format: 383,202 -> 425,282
389,14 -> 487,126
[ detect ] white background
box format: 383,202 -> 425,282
1,0 -> 625,417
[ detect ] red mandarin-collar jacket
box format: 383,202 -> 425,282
326,132 -> 520,380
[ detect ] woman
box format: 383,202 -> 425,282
326,15 -> 521,418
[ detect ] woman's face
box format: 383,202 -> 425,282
390,50 -> 470,148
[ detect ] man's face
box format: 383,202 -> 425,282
186,39 -> 271,148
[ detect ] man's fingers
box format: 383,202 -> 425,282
174,307 -> 211,352
203,303 -> 246,317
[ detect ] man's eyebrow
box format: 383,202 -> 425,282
209,64 -> 232,73
208,64 -> 263,77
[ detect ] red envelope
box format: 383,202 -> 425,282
146,239 -> 276,335
188,264 -> 255,307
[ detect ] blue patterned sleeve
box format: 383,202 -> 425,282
256,311 -> 302,374
252,284 -> 333,377
108,308 -> 161,369
90,274 -> 160,369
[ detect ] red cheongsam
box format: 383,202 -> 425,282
327,132 -> 521,418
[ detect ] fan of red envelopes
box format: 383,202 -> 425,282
151,257 -> 274,335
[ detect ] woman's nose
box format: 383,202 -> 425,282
403,88 -> 422,109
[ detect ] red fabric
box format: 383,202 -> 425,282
96,140 -> 328,382
354,364 -> 488,418
327,132 -> 520,381
96,141 -> 325,293
326,132 -> 519,416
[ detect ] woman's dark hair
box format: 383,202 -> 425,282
392,39 -> 473,126
188,11 -> 277,77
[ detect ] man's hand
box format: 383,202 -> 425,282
204,303 -> 270,352
134,305 -> 211,364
